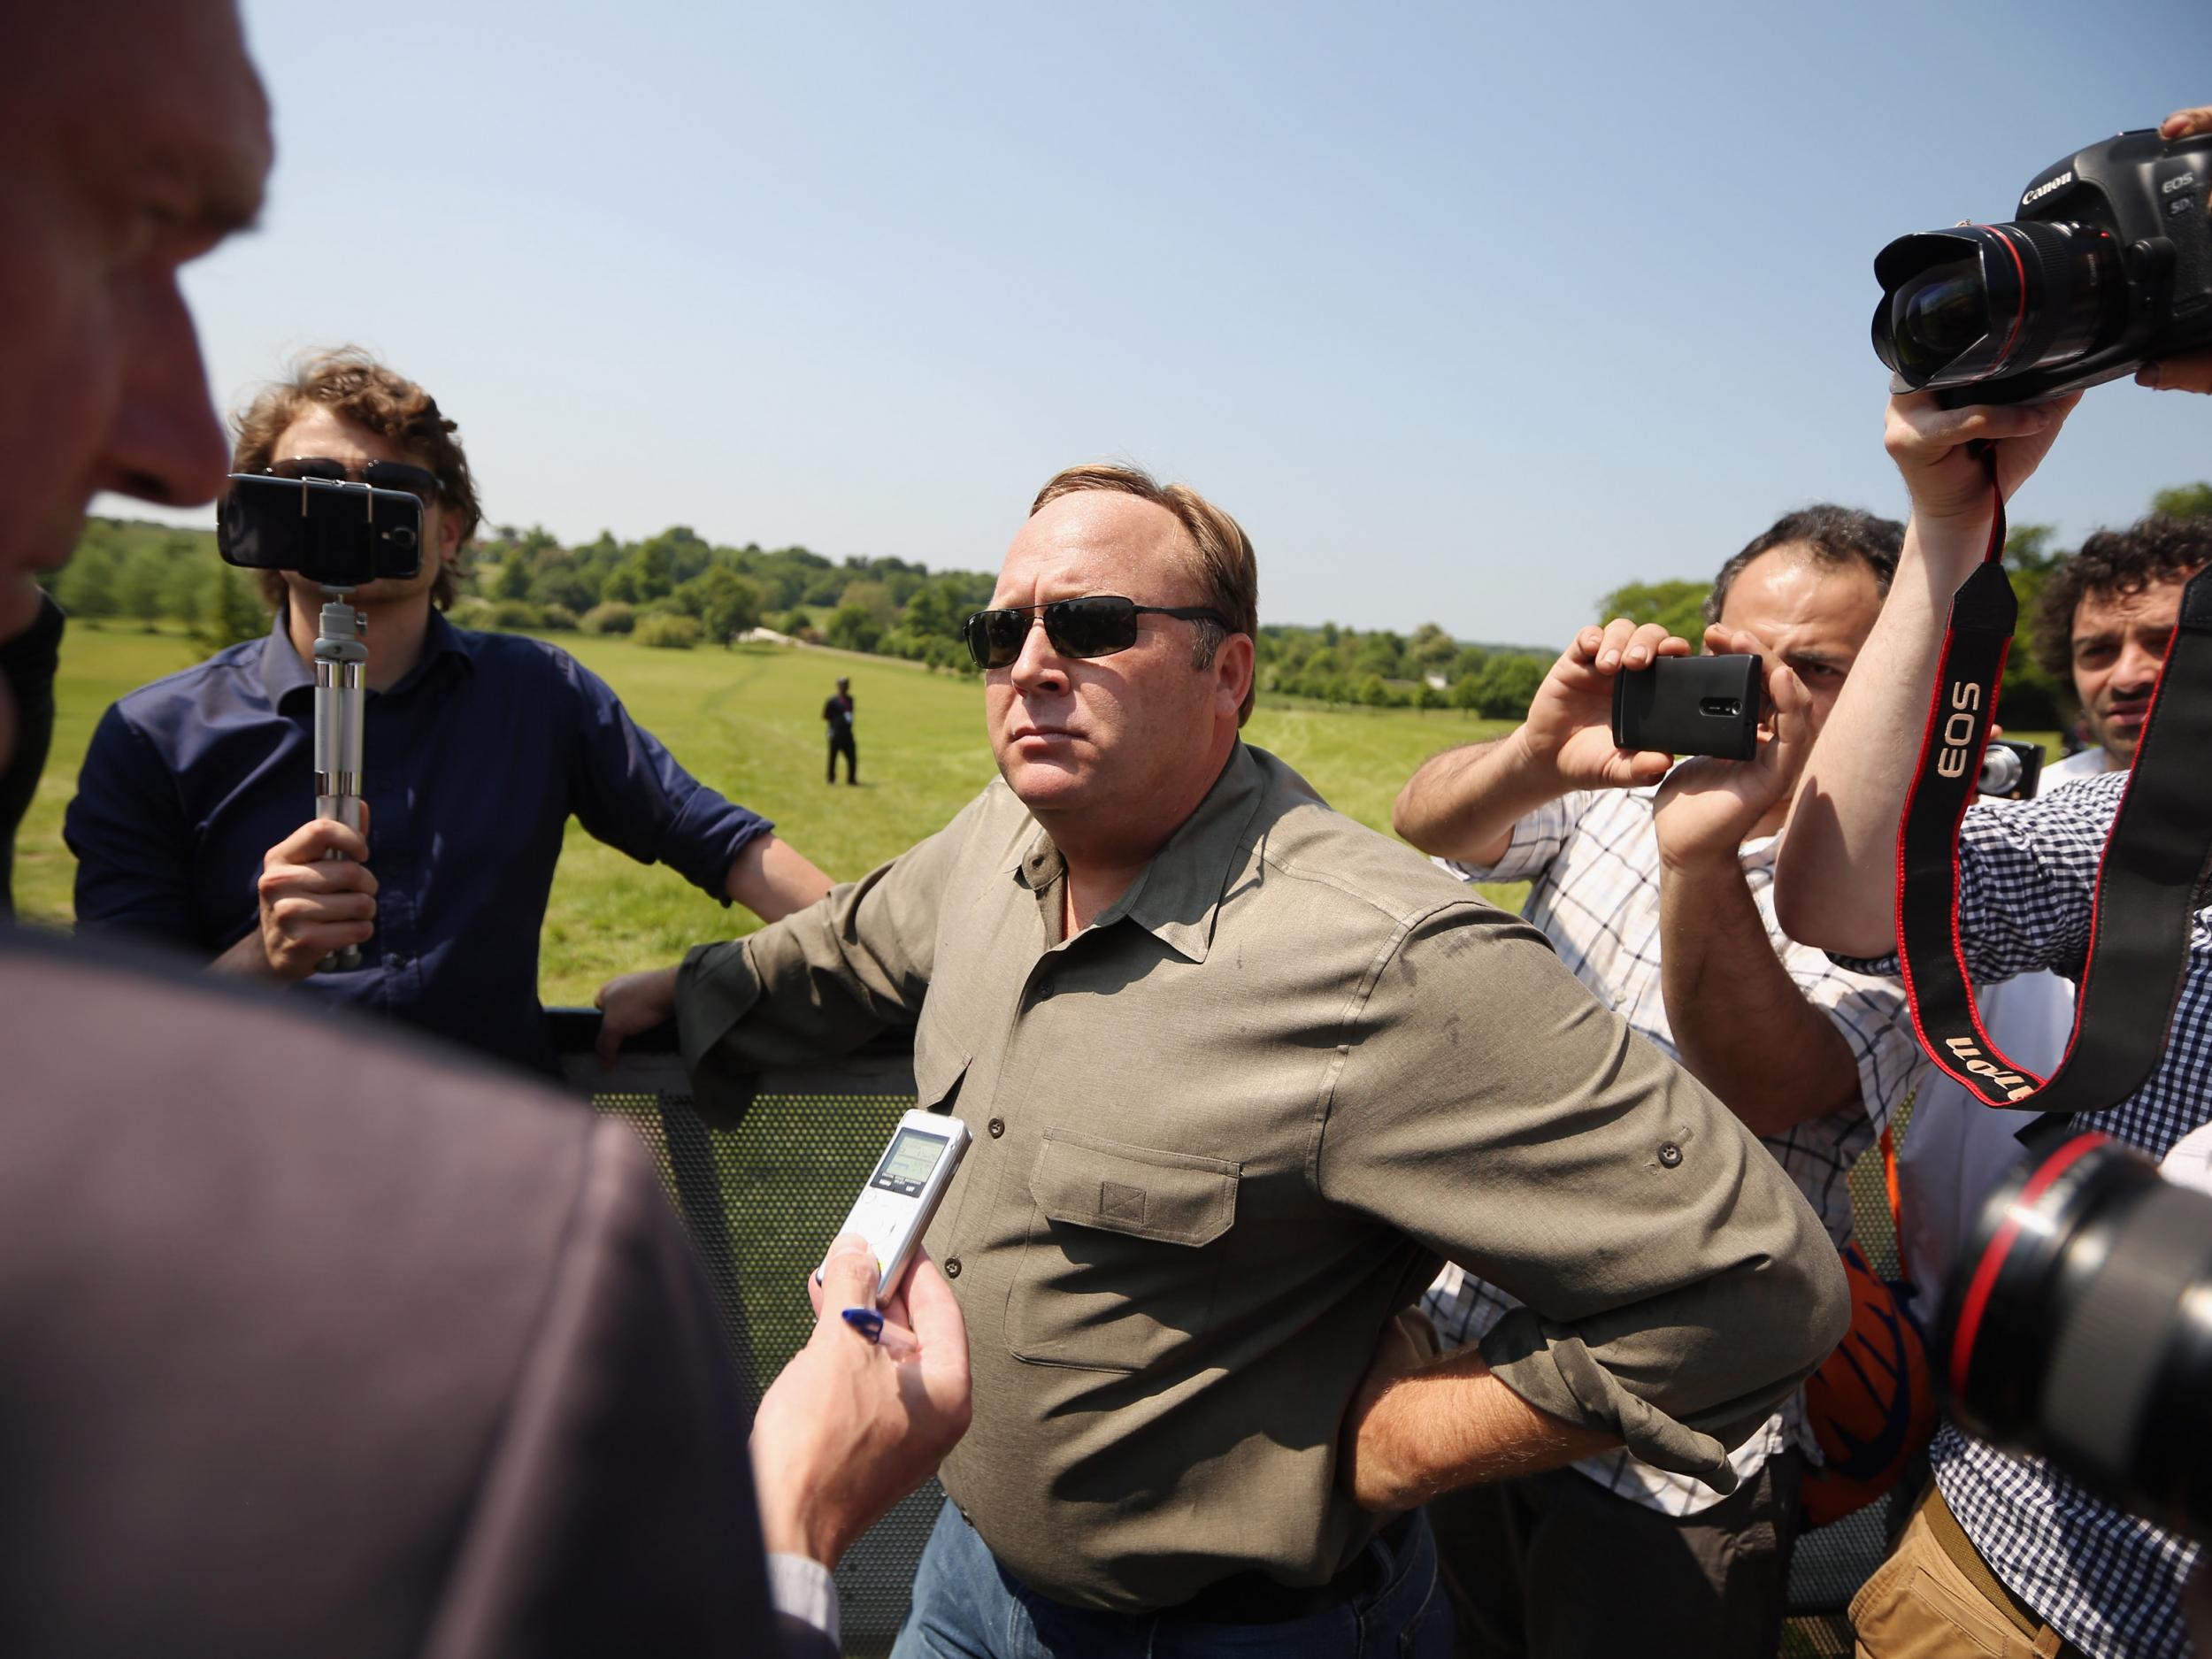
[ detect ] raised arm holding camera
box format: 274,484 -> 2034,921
63,350 -> 833,1076
1394,507 -> 1926,1659
1775,100 -> 2212,1659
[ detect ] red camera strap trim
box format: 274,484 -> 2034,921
1894,453 -> 2212,1115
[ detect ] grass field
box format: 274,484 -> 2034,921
12,623 -> 1525,1001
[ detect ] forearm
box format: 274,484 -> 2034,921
1392,729 -> 1558,864
1778,514 -> 1988,956
1659,850 -> 1861,1137
1348,1347 -> 1615,1511
211,930 -> 280,979
726,833 -> 834,923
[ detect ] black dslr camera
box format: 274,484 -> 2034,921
1872,127 -> 2212,405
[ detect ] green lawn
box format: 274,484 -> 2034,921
12,623 -> 1523,1001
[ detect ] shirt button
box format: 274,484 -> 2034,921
944,1257 -> 963,1279
988,1118 -> 1005,1139
1657,1141 -> 1684,1169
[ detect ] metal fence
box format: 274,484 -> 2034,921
552,1011 -> 1904,1656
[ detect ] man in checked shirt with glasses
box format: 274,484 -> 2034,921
1394,503 -> 1929,1659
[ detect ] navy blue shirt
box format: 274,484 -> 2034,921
65,612 -> 772,1077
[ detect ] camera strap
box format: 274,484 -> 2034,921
1895,453 -> 2212,1116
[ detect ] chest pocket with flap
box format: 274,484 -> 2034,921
1006,1128 -> 1239,1373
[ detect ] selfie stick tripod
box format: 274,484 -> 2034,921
314,588 -> 367,972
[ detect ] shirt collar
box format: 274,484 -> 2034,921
1012,743 -> 1272,965
261,605 -> 478,710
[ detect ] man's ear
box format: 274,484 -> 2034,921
438,507 -> 465,568
1217,632 -> 1256,715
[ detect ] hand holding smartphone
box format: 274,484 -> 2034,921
1610,655 -> 1766,762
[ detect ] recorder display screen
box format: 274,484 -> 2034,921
870,1127 -> 948,1196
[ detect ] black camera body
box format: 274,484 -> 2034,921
218,472 -> 424,590
1976,737 -> 2044,801
1873,128 -> 2212,405
1610,655 -> 1763,762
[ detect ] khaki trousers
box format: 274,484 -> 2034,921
1849,1486 -> 2082,1659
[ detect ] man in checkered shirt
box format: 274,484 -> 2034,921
1777,97 -> 2212,1659
1394,504 -> 1928,1658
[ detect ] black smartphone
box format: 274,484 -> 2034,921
217,472 -> 424,588
1610,655 -> 1764,762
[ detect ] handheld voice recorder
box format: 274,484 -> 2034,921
822,1110 -> 971,1305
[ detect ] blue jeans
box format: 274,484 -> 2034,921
891,1499 -> 1453,1659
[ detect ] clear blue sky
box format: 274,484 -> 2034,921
114,0 -> 2212,648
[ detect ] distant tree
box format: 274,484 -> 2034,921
1357,672 -> 1394,708
53,549 -> 119,619
580,601 -> 636,635
188,565 -> 269,657
1471,654 -> 1547,719
1449,644 -> 1491,683
1596,578 -> 1708,641
1417,680 -> 1448,711
826,603 -> 882,654
836,580 -> 899,630
1451,672 -> 1486,713
2154,482 -> 2212,519
680,567 -> 764,643
1407,623 -> 1458,674
1999,524 -> 2068,729
114,549 -> 171,628
490,555 -> 534,603
634,612 -> 703,649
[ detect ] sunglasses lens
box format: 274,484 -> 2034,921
365,464 -> 441,508
964,611 -> 1022,669
1047,596 -> 1138,659
269,457 -> 349,482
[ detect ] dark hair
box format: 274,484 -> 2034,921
1029,463 -> 1260,725
231,348 -> 480,611
2030,515 -> 2212,680
1703,504 -> 1904,626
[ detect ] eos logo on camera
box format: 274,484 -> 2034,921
1934,680 -> 1982,779
2020,170 -> 2075,207
1942,1036 -> 2037,1101
2163,172 -> 2200,196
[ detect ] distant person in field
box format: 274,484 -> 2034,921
63,349 -> 833,1077
1393,504 -> 1925,1659
824,674 -> 856,784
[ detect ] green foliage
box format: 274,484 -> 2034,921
1470,654 -> 1547,719
539,603 -> 580,632
188,565 -> 271,657
1597,577 -> 1708,641
580,601 -> 636,635
826,603 -> 882,654
1999,524 -> 2067,728
488,600 -> 543,631
2154,482 -> 2212,519
634,612 -> 703,649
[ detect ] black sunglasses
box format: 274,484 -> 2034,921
266,456 -> 444,510
962,595 -> 1233,671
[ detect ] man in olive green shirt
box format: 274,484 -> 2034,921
598,465 -> 1848,1655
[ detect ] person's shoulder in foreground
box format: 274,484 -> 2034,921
0,927 -> 779,1657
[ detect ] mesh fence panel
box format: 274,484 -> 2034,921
578,1042 -> 930,1658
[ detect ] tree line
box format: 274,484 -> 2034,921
44,478 -> 2212,726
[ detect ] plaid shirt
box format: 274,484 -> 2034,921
1425,786 -> 1925,1516
1838,768 -> 2206,1659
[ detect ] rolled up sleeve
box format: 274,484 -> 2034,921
1315,903 -> 1849,1486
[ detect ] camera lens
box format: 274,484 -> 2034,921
1977,745 -> 2024,796
1873,222 -> 2123,393
1940,1135 -> 2212,1540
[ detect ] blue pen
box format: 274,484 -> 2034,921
841,1306 -> 885,1344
